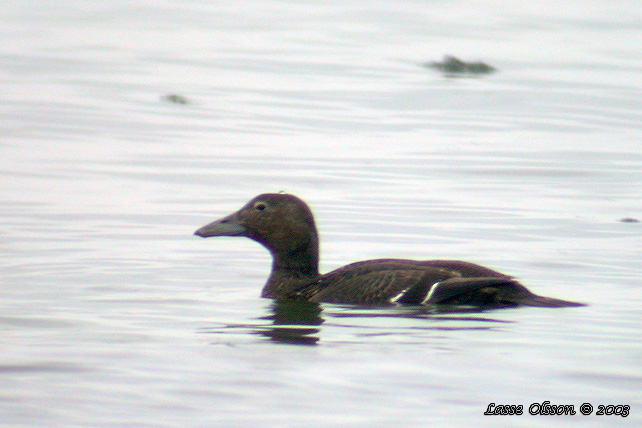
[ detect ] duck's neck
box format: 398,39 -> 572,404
261,234 -> 320,298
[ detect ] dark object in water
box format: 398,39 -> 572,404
161,93 -> 189,104
619,217 -> 639,223
195,193 -> 583,308
426,55 -> 496,75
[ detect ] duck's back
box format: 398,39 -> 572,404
289,258 -> 518,306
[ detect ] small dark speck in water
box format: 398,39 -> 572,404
619,217 -> 640,223
424,55 -> 497,76
161,93 -> 190,104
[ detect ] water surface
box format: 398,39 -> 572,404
1,1 -> 641,427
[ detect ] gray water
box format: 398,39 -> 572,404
2,1 -> 641,427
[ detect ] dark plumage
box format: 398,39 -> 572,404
195,193 -> 583,308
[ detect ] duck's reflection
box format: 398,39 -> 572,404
256,300 -> 324,345
202,300 -> 513,347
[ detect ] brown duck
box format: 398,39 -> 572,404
195,193 -> 583,308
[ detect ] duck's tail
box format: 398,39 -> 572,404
519,294 -> 586,308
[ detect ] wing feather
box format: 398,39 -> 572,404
306,261 -> 458,305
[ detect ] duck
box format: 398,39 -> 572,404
194,193 -> 583,308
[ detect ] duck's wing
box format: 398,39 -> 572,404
289,259 -> 584,307
292,259 -> 459,305
422,277 -> 527,305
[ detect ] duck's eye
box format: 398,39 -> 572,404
255,202 -> 266,211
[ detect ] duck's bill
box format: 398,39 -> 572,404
194,212 -> 246,237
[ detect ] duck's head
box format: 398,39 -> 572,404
195,193 -> 320,274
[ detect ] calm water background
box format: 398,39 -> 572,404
2,1 -> 641,427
